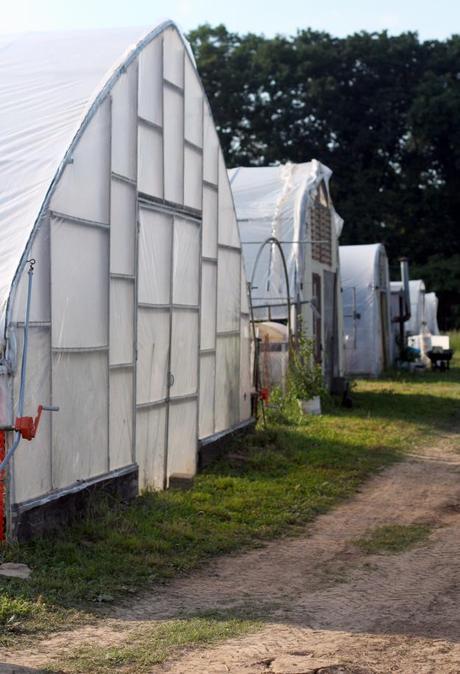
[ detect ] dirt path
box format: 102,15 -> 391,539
1,431 -> 460,674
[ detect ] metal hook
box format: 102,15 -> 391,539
26,258 -> 36,273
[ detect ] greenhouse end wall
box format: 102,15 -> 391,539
341,244 -> 393,377
2,24 -> 252,538
229,163 -> 345,389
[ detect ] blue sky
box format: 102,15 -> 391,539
2,0 -> 459,39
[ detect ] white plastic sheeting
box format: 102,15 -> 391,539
340,244 -> 393,377
229,161 -> 345,387
425,292 -> 440,335
229,161 -> 343,321
0,22 -> 252,515
408,280 -> 428,336
391,279 -> 427,336
0,26 -> 148,335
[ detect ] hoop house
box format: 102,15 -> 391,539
425,292 -> 440,335
229,161 -> 344,390
391,279 -> 427,336
0,22 -> 252,539
340,244 -> 393,377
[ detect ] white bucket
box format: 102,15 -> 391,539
298,396 -> 321,416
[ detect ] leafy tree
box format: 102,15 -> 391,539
188,25 -> 460,328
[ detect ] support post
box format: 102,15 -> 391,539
399,294 -> 405,360
0,431 -> 5,541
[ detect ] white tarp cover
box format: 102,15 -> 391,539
391,279 -> 427,336
340,243 -> 393,377
0,25 -> 166,336
228,161 -> 343,320
0,22 -> 252,512
425,292 -> 440,335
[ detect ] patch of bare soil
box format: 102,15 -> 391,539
1,432 -> 460,674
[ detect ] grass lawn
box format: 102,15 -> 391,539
0,333 -> 459,647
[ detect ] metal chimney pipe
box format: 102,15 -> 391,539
399,257 -> 411,322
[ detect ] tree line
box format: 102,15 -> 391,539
188,25 -> 460,328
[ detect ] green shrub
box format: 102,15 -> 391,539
288,327 -> 325,401
265,385 -> 302,425
265,328 -> 325,425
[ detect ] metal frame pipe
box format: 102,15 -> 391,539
0,260 -> 36,474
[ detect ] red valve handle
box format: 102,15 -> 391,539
14,404 -> 58,441
14,405 -> 42,441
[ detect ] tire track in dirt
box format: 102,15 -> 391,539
1,434 -> 459,673
151,438 -> 460,674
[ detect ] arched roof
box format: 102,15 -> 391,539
228,160 -> 343,319
340,243 -> 393,377
229,161 -> 334,224
0,21 -> 185,334
391,279 -> 426,296
391,279 -> 426,334
339,243 -> 388,290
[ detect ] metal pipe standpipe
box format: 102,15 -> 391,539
0,260 -> 59,540
399,257 -> 411,322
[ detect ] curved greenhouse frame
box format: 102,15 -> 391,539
229,161 -> 344,390
0,22 -> 252,539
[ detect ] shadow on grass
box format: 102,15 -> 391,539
379,365 -> 460,386
1,364 -> 458,644
0,424 -> 397,629
342,359 -> 460,432
350,389 -> 460,431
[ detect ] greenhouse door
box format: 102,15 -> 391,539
136,206 -> 200,489
166,215 -> 200,482
323,270 -> 337,389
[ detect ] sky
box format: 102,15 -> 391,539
1,0 -> 459,40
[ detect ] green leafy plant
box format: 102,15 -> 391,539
288,328 -> 325,402
265,326 -> 325,425
265,385 -> 302,425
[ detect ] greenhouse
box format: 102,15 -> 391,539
391,279 -> 427,337
229,161 -> 345,391
340,243 -> 393,377
0,22 -> 252,539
